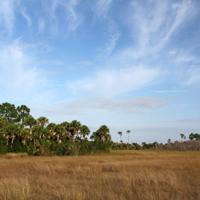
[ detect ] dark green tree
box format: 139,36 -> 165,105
0,103 -> 18,123
17,105 -> 30,124
118,131 -> 122,142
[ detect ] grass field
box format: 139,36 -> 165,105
0,151 -> 199,200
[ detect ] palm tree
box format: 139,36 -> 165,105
126,130 -> 131,143
54,124 -> 65,143
95,125 -> 111,142
80,125 -> 90,139
90,125 -> 110,142
24,115 -> 37,128
180,133 -> 185,141
24,115 -> 37,139
69,120 -> 81,140
0,102 -> 18,123
37,117 -> 49,127
47,123 -> 57,138
189,133 -> 195,140
4,123 -> 21,149
17,105 -> 30,124
118,131 -> 122,142
101,125 -> 110,142
20,128 -> 30,146
59,121 -> 71,140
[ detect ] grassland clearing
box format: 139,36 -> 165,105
0,150 -> 199,200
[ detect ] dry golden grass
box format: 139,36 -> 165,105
4,153 -> 28,159
0,150 -> 199,200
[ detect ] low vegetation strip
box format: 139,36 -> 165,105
0,151 -> 199,200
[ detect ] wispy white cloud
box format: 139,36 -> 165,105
47,0 -> 81,32
93,1 -> 120,57
104,20 -> 121,56
0,43 -> 39,91
127,0 -> 195,59
0,40 -> 63,114
68,66 -> 160,97
168,49 -> 198,64
106,0 -> 199,93
0,0 -> 82,36
38,18 -> 46,33
95,0 -> 113,18
63,0 -> 81,31
183,67 -> 200,86
0,0 -> 32,35
0,0 -> 17,35
167,48 -> 200,87
19,6 -> 32,28
45,96 -> 166,116
162,0 -> 194,44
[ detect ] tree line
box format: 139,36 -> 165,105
0,102 -> 200,155
0,102 -> 112,155
113,132 -> 200,151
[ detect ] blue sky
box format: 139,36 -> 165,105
0,0 -> 200,143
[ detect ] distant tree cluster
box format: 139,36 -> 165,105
0,102 -> 112,155
155,133 -> 200,151
189,133 -> 200,141
113,132 -> 200,151
163,140 -> 200,151
112,142 -> 161,150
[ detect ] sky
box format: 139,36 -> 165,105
0,0 -> 200,143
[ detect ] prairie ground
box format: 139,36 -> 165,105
0,151 -> 199,200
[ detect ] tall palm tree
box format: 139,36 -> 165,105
126,130 -> 131,143
180,133 -> 185,141
4,123 -> 21,149
20,128 -> 30,146
59,121 -> 70,140
69,120 -> 81,140
24,115 -> 37,128
118,131 -> 122,142
0,102 -> 18,123
37,117 -> 49,127
47,123 -> 57,139
92,125 -> 111,142
80,125 -> 90,139
24,115 -> 37,139
17,105 -> 30,124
